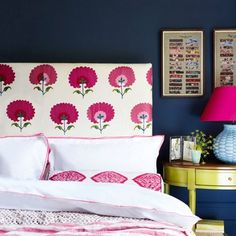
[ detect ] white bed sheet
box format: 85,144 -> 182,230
0,177 -> 200,230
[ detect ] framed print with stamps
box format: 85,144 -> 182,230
162,30 -> 204,96
214,29 -> 236,87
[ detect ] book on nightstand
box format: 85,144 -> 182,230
195,231 -> 224,236
195,219 -> 225,236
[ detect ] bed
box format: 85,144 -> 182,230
0,63 -> 200,235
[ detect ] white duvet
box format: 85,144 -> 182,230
0,177 -> 200,229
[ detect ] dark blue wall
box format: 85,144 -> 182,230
1,0 -> 236,234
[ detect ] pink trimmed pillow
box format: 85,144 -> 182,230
0,133 -> 50,180
48,135 -> 164,173
49,170 -> 163,192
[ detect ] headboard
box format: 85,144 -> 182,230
0,63 -> 152,137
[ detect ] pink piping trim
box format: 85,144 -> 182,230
0,189 -> 198,220
39,134 -> 50,180
0,133 -> 43,139
0,133 -> 50,180
48,134 -> 165,141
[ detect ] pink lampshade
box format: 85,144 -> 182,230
201,86 -> 236,121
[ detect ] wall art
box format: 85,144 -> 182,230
214,29 -> 236,87
162,30 -> 204,96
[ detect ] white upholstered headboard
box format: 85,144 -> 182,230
0,63 -> 152,137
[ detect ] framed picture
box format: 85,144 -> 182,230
182,136 -> 196,162
214,29 -> 236,87
169,136 -> 182,161
162,30 -> 204,96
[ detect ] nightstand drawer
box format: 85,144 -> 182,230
196,169 -> 236,186
164,166 -> 188,186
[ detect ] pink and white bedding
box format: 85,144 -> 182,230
0,177 -> 199,235
0,219 -> 195,235
0,134 -> 199,235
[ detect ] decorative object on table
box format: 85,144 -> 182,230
169,136 -> 182,161
201,86 -> 236,163
169,136 -> 195,162
182,136 -> 196,161
214,29 -> 236,88
190,130 -> 214,163
191,150 -> 202,164
162,30 -> 204,97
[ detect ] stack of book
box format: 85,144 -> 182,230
195,219 -> 225,236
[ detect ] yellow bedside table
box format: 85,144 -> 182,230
163,161 -> 236,214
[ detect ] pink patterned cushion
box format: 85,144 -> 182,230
49,171 -> 86,181
91,171 -> 128,183
133,173 -> 162,191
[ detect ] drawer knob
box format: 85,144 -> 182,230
228,177 -> 232,181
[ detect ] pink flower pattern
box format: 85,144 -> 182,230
133,173 -> 162,192
68,66 -> 97,98
131,103 -> 152,133
6,100 -> 35,132
87,102 -> 114,133
50,103 -> 79,135
91,171 -> 128,183
50,171 -> 86,181
108,66 -> 135,98
146,67 -> 152,86
29,64 -> 57,95
0,64 -> 15,96
1,64 -> 152,136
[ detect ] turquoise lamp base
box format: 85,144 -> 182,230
214,124 -> 236,163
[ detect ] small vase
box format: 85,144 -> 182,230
191,150 -> 201,164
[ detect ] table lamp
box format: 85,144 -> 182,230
200,86 -> 236,163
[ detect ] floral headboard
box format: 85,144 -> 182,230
0,63 -> 152,137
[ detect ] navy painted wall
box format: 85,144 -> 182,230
0,0 -> 236,234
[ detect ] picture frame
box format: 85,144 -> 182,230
162,30 -> 204,97
214,29 -> 236,87
169,136 -> 196,162
182,136 -> 196,162
169,136 -> 182,161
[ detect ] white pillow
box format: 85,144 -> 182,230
0,133 -> 50,180
48,135 -> 164,173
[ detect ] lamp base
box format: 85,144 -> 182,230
214,124 -> 236,163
